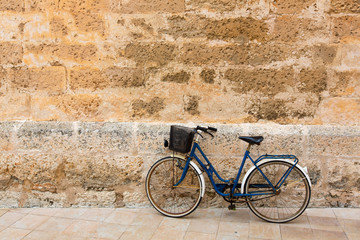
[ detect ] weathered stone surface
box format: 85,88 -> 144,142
25,0 -> 58,12
332,16 -> 360,42
112,0 -> 185,13
225,68 -> 295,96
0,42 -> 23,64
24,43 -> 97,64
330,0 -> 360,14
73,13 -> 104,34
297,68 -> 327,94
329,71 -> 360,97
317,98 -> 360,126
200,69 -> 216,84
9,66 -> 66,93
0,94 -> 31,120
272,16 -> 329,43
185,0 -> 236,12
270,0 -> 316,14
57,94 -> 103,120
70,67 -> 145,90
0,0 -> 24,11
341,45 -> 360,68
123,43 -> 176,67
161,71 -> 190,84
59,0 -> 109,13
132,97 -> 165,118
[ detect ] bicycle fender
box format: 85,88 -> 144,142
173,155 -> 206,197
240,159 -> 312,194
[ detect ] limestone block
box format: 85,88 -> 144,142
0,14 -> 25,41
24,43 -> 98,65
316,98 -> 360,126
72,190 -> 116,207
0,42 -> 23,65
0,0 -> 24,11
9,66 -> 66,93
0,191 -> 21,208
72,12 -> 104,35
137,123 -> 170,155
57,94 -> 103,121
112,0 -> 185,13
332,16 -> 360,42
341,45 -> 360,68
70,67 -> 145,91
0,122 -> 20,151
24,0 -> 58,12
296,67 -> 328,94
123,42 -> 176,67
311,44 -> 339,66
161,71 -> 191,84
0,94 -> 31,120
185,0 -> 236,12
272,16 -> 329,43
59,0 -> 109,13
131,97 -> 165,119
236,0 -> 271,18
329,70 -> 360,97
76,122 -> 134,154
308,125 -> 360,156
330,0 -> 360,14
270,0 -> 316,14
24,191 -> 67,207
17,122 -> 76,152
225,68 -> 295,96
50,16 -> 68,37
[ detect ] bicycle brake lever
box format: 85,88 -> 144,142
197,132 -> 204,138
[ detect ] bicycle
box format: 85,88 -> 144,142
145,125 -> 311,223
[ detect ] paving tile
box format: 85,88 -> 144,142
283,214 -> 311,228
312,229 -> 348,240
63,219 -> 100,238
218,221 -> 249,238
187,219 -> 220,234
308,215 -> 343,232
346,232 -> 360,240
280,225 -> 314,240
35,216 -> 75,232
9,208 -> 33,214
306,208 -> 336,218
221,209 -> 250,223
338,218 -> 360,233
249,221 -> 281,240
333,208 -> 360,220
150,225 -> 186,240
0,212 -> 26,227
119,225 -> 157,240
96,222 -> 127,239
130,213 -> 164,226
0,210 -> 8,217
0,227 -> 31,240
78,208 -> 114,222
104,209 -> 138,225
184,232 -> 216,240
23,230 -> 87,240
30,208 -> 60,216
54,208 -> 88,219
191,208 -> 224,221
159,216 -> 190,231
216,235 -> 240,240
11,214 -> 49,230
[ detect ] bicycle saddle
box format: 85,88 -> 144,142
239,136 -> 264,145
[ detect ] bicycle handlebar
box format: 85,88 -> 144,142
195,126 -> 217,138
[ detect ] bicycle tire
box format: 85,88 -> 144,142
244,160 -> 311,223
145,157 -> 203,217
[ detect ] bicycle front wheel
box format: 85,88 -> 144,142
145,157 -> 203,217
245,161 -> 311,223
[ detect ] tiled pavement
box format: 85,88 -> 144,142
0,208 -> 358,240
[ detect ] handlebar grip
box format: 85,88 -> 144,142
196,126 -> 208,132
208,127 -> 217,132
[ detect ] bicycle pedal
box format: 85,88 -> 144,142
228,204 -> 236,211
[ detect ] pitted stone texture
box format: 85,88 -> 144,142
330,0 -> 360,14
112,0 -> 185,13
270,0 -> 316,14
9,66 -> 66,93
70,67 -> 145,91
332,16 -> 360,42
185,0 -> 236,12
0,42 -> 23,65
0,0 -> 24,11
17,122 -> 75,152
25,0 -> 58,12
329,71 -> 360,97
76,122 -> 134,154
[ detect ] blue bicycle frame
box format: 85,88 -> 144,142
174,141 -> 299,198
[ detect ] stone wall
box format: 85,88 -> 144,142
0,0 -> 359,207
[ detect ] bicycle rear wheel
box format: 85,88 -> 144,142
145,157 -> 203,217
244,161 -> 311,223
